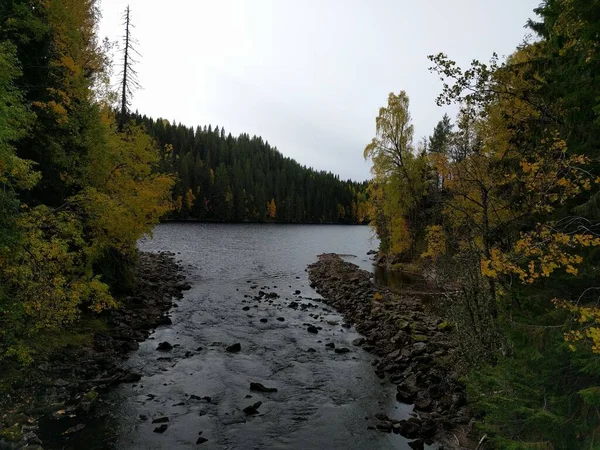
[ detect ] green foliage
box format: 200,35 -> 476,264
363,1 -> 600,447
0,0 -> 173,362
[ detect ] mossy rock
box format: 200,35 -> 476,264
0,424 -> 23,442
412,334 -> 428,342
438,321 -> 452,331
84,390 -> 99,401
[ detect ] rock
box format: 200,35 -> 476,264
243,401 -> 263,415
411,342 -> 427,356
276,317 -> 285,322
260,318 -> 268,323
153,424 -> 168,433
294,290 -> 301,295
226,343 -> 241,353
288,301 -> 299,309
250,382 -> 278,393
420,420 -> 437,438
414,396 -> 432,411
334,347 -> 350,354
407,440 -> 425,450
352,337 -> 366,346
397,420 -> 420,438
157,341 -> 173,351
396,388 -> 416,403
376,421 -> 393,432
325,342 -> 335,348
307,348 -> 316,352
152,417 -> 169,424
156,316 -> 172,326
307,326 -> 319,334
63,424 -> 85,435
437,321 -> 451,331
242,306 -> 250,311
196,436 -> 208,444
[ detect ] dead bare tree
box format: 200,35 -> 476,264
118,5 -> 141,131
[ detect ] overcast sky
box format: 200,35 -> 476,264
98,0 -> 541,181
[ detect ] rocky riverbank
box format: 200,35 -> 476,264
308,253 -> 475,450
0,252 -> 189,450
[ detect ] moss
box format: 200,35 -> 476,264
438,321 -> 451,331
413,334 -> 428,342
84,390 -> 99,401
0,424 -> 23,442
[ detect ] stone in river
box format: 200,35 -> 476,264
250,382 -> 278,393
157,341 -> 173,351
334,347 -> 351,354
226,343 -> 241,353
152,417 -> 169,424
243,401 -> 263,415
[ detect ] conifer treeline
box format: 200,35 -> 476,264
130,114 -> 370,224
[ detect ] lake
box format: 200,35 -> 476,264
44,223 -> 434,450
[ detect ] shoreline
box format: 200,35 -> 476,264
0,252 -> 189,450
308,253 -> 476,449
161,218 -> 370,226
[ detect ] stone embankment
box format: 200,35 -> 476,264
0,251 -> 188,450
308,253 -> 474,449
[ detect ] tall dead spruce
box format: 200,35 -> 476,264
118,5 -> 141,131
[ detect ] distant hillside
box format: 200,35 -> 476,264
131,114 -> 369,223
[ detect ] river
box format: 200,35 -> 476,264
45,223 -> 435,450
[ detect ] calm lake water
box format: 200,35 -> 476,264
44,223 -> 434,450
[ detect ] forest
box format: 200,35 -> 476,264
129,113 -> 369,224
363,0 -> 600,448
0,0 -> 365,365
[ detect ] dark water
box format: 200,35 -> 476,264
47,223 -> 434,450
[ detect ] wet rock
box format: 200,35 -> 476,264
242,306 -> 250,311
288,301 -> 299,309
156,316 -> 172,326
153,424 -> 168,433
276,317 -> 285,322
407,440 -> 425,450
249,382 -> 278,393
196,436 -> 208,444
152,417 -> 169,424
243,401 -> 263,415
334,347 -> 350,354
226,343 -> 241,353
420,420 -> 437,438
397,419 -> 420,438
352,337 -> 366,346
325,342 -> 335,349
157,341 -> 173,351
294,290 -> 301,295
62,424 -> 85,435
306,348 -> 316,352
376,421 -> 393,432
307,326 -> 319,334
260,318 -> 268,323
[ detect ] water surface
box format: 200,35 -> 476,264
49,223 -> 431,450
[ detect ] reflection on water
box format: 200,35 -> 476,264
372,265 -> 421,291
